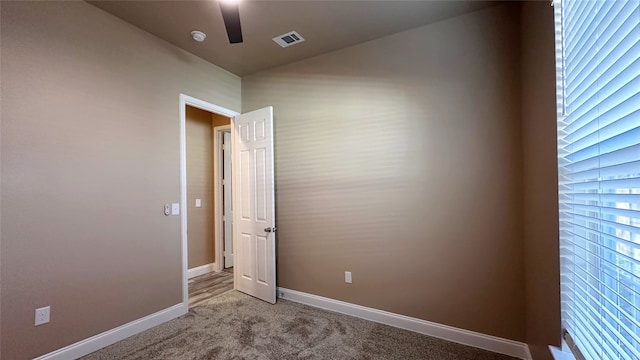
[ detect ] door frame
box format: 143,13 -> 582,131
179,94 -> 239,307
213,124 -> 232,271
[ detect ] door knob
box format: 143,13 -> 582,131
264,227 -> 277,233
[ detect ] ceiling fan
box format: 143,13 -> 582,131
218,0 -> 243,44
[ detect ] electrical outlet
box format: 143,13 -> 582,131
278,291 -> 285,298
171,203 -> 180,215
35,306 -> 50,326
345,271 -> 352,284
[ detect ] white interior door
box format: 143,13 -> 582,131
223,131 -> 234,268
232,106 -> 276,304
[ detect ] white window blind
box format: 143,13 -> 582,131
556,0 -> 640,359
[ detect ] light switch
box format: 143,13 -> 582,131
171,203 -> 180,215
345,271 -> 352,284
195,199 -> 202,208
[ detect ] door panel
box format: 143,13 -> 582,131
255,148 -> 267,221
239,150 -> 251,220
232,106 -> 276,304
240,233 -> 254,279
257,235 -> 268,284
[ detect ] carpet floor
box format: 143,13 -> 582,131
82,291 -> 519,360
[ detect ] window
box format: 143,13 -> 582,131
555,0 -> 640,359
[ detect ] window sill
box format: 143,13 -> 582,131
549,345 -> 575,360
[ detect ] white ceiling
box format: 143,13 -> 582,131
88,1 -> 498,76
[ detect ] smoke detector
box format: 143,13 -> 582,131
191,30 -> 207,42
272,31 -> 305,48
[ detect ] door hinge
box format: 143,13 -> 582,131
222,179 -> 226,185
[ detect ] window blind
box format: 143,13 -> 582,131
556,0 -> 640,359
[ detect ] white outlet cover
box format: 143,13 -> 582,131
35,306 -> 50,326
171,203 -> 180,215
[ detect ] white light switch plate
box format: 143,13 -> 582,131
195,199 -> 201,208
171,203 -> 180,215
345,271 -> 352,284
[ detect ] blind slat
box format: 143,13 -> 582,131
557,1 -> 640,358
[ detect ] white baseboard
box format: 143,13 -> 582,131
188,262 -> 216,279
33,303 -> 187,360
277,288 -> 532,360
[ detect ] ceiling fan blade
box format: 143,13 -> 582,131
219,2 -> 243,44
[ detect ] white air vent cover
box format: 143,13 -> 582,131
272,31 -> 305,48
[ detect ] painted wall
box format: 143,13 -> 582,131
521,2 -> 561,359
0,1 -> 562,357
243,4 -> 526,341
186,106 -> 215,269
0,1 -> 240,359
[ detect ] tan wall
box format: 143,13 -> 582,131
521,2 -> 561,359
186,106 -> 215,269
243,3 -> 526,341
0,1 -> 240,359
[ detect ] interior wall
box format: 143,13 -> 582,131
186,106 -> 215,269
521,2 -> 561,359
0,1 -> 240,359
242,3 -> 526,341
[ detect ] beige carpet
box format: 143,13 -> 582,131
82,291 -> 519,360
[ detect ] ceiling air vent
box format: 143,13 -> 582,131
272,31 -> 305,48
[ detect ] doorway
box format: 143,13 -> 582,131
213,125 -> 234,273
179,95 -> 239,306
185,107 -> 234,306
180,94 -> 277,307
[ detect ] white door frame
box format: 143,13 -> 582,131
179,94 -> 239,307
213,124 -> 232,271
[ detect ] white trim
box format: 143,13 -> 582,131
213,125 -> 232,272
230,118 -> 238,291
179,94 -> 239,309
550,346 -> 576,360
179,97 -> 188,309
277,288 -> 532,360
33,303 -> 186,360
180,95 -> 239,118
187,263 -> 216,279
